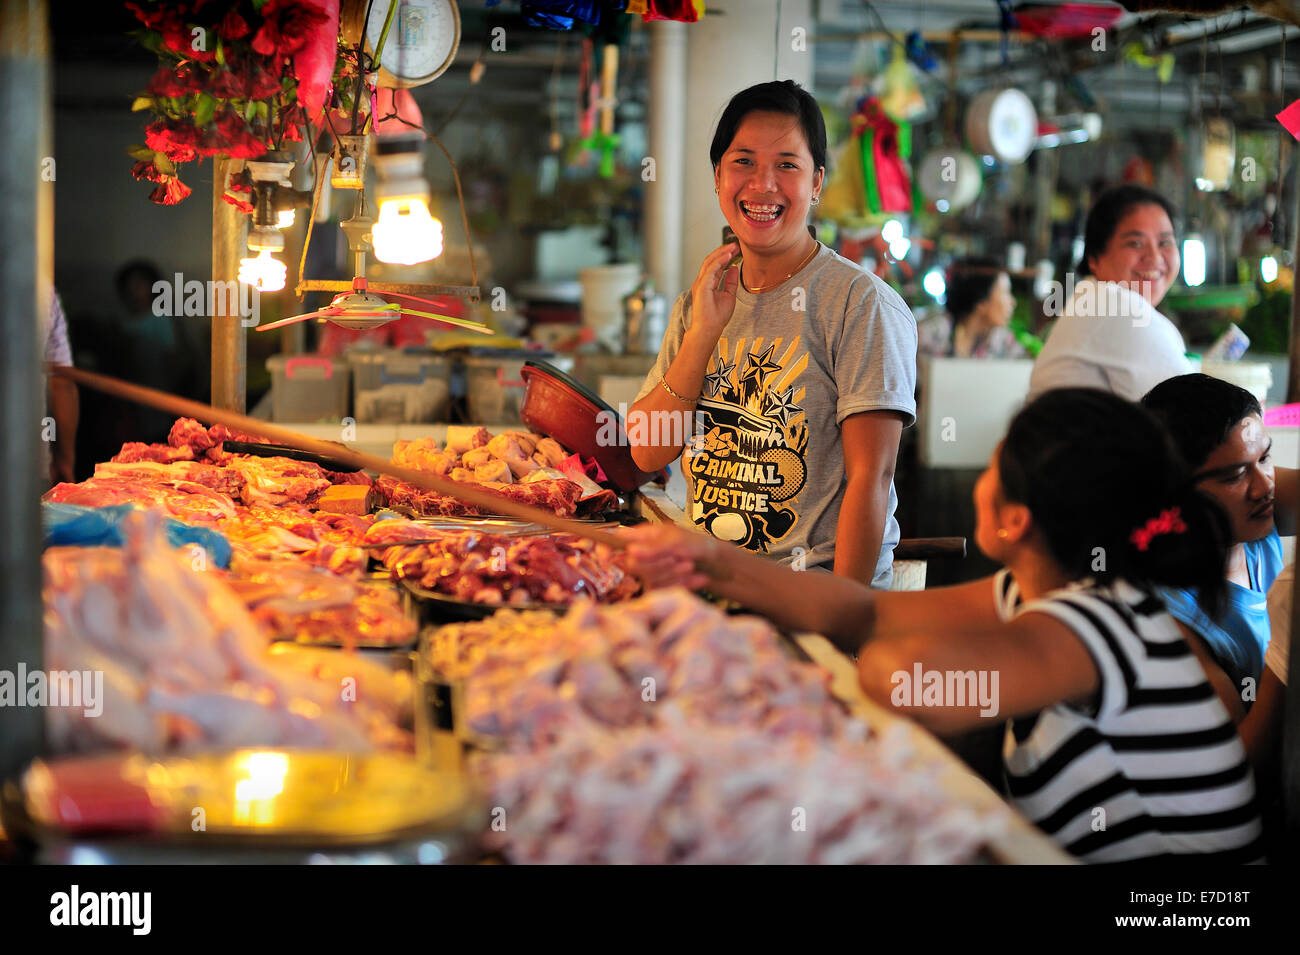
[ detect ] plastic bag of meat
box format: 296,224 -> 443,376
42,509 -> 410,754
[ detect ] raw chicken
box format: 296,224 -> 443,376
42,510 -> 410,754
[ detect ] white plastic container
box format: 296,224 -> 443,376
579,263 -> 641,352
266,354 -> 350,423
347,349 -> 452,423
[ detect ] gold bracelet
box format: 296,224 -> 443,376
659,375 -> 696,403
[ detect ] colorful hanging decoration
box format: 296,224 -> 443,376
1277,98 -> 1300,142
852,98 -> 913,215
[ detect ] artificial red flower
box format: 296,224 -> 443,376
149,175 -> 192,205
130,159 -> 167,183
216,8 -> 251,41
207,68 -> 245,99
221,191 -> 255,214
207,108 -> 267,158
249,67 -> 285,100
251,0 -> 330,58
227,170 -> 253,193
144,120 -> 201,163
280,120 -> 303,142
146,63 -> 203,97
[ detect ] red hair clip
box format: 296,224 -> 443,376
1129,508 -> 1187,552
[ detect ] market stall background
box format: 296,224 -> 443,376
5,0 -> 1300,861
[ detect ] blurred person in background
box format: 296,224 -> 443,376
1028,185 -> 1192,402
44,287 -> 78,485
113,259 -> 209,443
917,257 -> 1025,359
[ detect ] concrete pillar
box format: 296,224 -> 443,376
644,20 -> 686,299
680,0 -> 813,290
0,0 -> 49,780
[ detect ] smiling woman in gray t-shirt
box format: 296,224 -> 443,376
629,80 -> 916,588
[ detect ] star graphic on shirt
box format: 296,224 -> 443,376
703,356 -> 736,397
763,386 -> 802,429
739,344 -> 782,388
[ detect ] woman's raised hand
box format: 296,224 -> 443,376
689,242 -> 741,342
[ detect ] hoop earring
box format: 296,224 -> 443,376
811,195 -> 820,205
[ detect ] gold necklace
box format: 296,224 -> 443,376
741,241 -> 820,294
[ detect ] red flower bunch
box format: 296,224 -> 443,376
251,0 -> 329,57
126,0 -> 337,206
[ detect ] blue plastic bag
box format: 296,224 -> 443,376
42,502 -> 232,568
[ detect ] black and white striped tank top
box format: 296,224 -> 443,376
993,570 -> 1264,863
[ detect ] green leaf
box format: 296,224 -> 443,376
195,93 -> 217,127
126,143 -> 155,161
131,96 -> 154,112
154,154 -> 175,176
244,100 -> 257,121
215,38 -> 224,67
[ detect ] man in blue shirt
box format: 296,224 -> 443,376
1142,374 -> 1297,702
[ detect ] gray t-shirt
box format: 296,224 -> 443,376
636,244 -> 917,587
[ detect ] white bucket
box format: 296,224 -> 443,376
579,263 -> 641,352
1200,360 -> 1273,406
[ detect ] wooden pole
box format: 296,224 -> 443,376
51,365 -> 627,550
212,156 -> 248,411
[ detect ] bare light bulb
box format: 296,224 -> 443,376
277,208 -> 296,229
372,197 -> 444,265
238,249 -> 287,292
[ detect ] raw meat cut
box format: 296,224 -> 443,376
424,588 -> 842,745
480,716 -> 1003,864
225,555 -> 416,648
378,521 -> 636,606
375,474 -> 584,518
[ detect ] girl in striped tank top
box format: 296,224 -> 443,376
624,388 -> 1264,862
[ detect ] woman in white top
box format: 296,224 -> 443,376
626,389 -> 1264,862
1027,186 -> 1192,402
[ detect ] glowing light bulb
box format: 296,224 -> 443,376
277,208 -> 296,229
923,268 -> 946,300
1261,255 -> 1279,284
1183,235 -> 1206,288
881,219 -> 904,244
935,199 -> 950,213
238,249 -> 286,292
888,237 -> 911,261
372,197 -> 444,265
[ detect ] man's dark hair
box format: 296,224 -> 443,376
709,80 -> 827,173
1141,373 -> 1263,470
1079,185 -> 1178,276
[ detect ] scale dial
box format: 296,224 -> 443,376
366,0 -> 460,88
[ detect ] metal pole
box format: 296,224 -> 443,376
212,156 -> 248,411
0,0 -> 49,781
